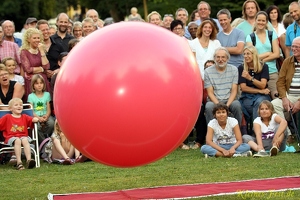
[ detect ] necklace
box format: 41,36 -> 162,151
200,39 -> 209,48
29,48 -> 39,54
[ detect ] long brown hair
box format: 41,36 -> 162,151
196,20 -> 217,40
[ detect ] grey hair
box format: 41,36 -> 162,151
293,36 -> 300,43
213,47 -> 231,60
217,9 -> 231,19
176,8 -> 189,17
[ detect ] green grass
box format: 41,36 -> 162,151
1,148 -> 300,200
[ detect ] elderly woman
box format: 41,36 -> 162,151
72,21 -> 83,40
82,18 -> 95,37
238,46 -> 271,134
20,28 -> 50,101
147,11 -> 162,26
189,19 -> 221,79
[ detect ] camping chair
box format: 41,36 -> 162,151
0,104 -> 40,167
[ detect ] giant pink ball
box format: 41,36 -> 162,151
54,22 -> 202,167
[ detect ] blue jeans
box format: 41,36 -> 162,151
205,100 -> 242,126
240,94 -> 271,122
200,143 -> 250,156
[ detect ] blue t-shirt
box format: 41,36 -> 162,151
246,30 -> 278,74
28,92 -> 51,116
286,21 -> 300,48
217,28 -> 245,67
236,21 -> 253,39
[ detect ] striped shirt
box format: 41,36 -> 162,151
289,62 -> 300,96
204,64 -> 238,101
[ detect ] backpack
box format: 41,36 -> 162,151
250,30 -> 273,49
250,30 -> 283,71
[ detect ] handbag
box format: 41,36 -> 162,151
276,56 -> 284,72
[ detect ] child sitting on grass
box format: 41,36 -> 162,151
201,103 -> 251,158
42,119 -> 87,164
243,100 -> 287,157
0,98 -> 38,170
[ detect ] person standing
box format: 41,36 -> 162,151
217,9 -> 245,67
50,13 -> 74,52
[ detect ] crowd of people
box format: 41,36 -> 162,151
0,0 -> 300,169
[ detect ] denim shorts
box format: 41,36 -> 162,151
7,136 -> 32,147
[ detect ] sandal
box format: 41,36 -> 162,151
16,162 -> 25,170
26,159 -> 36,169
62,158 -> 73,165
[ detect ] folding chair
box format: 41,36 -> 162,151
0,104 -> 40,167
289,109 -> 300,153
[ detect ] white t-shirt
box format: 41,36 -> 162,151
253,113 -> 279,140
208,117 -> 238,145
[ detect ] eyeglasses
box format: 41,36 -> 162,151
0,73 -> 9,77
173,27 -> 183,31
291,45 -> 300,49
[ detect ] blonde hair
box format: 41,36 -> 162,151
147,11 -> 161,22
0,63 -> 8,71
8,98 -> 23,108
242,0 -> 260,19
21,28 -> 44,50
243,46 -> 263,73
54,119 -> 62,137
1,57 -> 16,66
31,74 -> 46,93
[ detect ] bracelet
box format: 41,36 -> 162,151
41,54 -> 46,57
40,67 -> 44,72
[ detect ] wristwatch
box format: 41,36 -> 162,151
251,77 -> 254,82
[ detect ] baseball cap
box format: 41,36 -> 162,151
26,17 -> 38,24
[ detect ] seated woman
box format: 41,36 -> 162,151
43,120 -> 85,164
200,103 -> 251,158
238,46 -> 271,134
243,100 -> 287,157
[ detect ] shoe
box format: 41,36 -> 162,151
75,155 -> 88,163
8,155 -> 17,166
16,162 -> 25,170
233,153 -> 241,157
241,151 -> 252,157
204,154 -> 208,158
270,146 -> 279,156
253,150 -> 269,158
26,159 -> 36,169
179,144 -> 190,150
191,142 -> 201,149
62,158 -> 73,165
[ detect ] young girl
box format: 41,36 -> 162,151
27,74 -> 54,143
42,120 -> 87,164
201,103 -> 251,158
1,57 -> 25,86
42,120 -> 79,164
243,100 -> 287,157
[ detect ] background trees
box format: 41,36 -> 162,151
0,0 -> 293,31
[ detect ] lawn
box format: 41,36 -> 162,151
0,147 -> 300,200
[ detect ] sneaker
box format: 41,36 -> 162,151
232,153 -> 241,157
8,155 -> 17,166
204,154 -> 208,158
253,150 -> 270,158
270,146 -> 279,156
241,151 -> 252,157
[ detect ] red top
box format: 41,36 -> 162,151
0,114 -> 33,143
